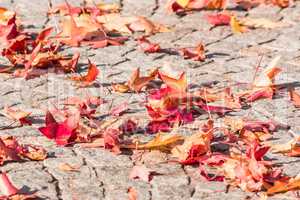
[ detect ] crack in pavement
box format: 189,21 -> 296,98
42,164 -> 63,200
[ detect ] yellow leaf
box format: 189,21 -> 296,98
176,0 -> 190,7
230,16 -> 247,34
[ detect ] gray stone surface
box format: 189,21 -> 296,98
0,0 -> 300,199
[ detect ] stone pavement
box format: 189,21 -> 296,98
0,0 -> 300,199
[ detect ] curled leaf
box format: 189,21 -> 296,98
0,173 -> 18,196
71,60 -> 99,84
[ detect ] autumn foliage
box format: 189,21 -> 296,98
0,0 -> 297,199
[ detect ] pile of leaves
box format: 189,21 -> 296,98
0,2 -> 169,79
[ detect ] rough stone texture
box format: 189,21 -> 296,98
0,0 -> 300,199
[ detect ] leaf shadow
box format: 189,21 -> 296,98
19,185 -> 38,195
206,52 -> 231,59
276,81 -> 300,90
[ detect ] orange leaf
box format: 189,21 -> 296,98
272,0 -> 289,8
127,68 -> 158,92
158,71 -> 187,93
72,60 -> 99,84
206,0 -> 227,9
267,178 -> 300,195
128,187 -> 137,200
289,88 -> 300,108
56,16 -> 90,47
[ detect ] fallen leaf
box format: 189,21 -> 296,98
112,83 -> 130,93
56,16 -> 91,47
205,0 -> 228,9
179,43 -> 206,61
127,187 -> 137,200
206,13 -> 231,26
271,0 -> 289,8
120,119 -> 138,133
289,88 -> 300,108
253,56 -> 282,88
137,36 -> 161,53
38,111 -> 79,146
96,13 -> 137,34
172,122 -> 213,162
271,136 -> 300,157
127,68 -> 158,92
176,0 -> 190,7
0,172 -> 37,199
245,87 -> 274,102
129,16 -> 170,35
71,60 -> 99,84
267,178 -> 300,195
230,16 -> 247,34
18,144 -> 47,161
1,107 -> 31,125
235,0 -> 260,10
158,71 -> 187,93
0,173 -> 18,196
130,133 -> 184,151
